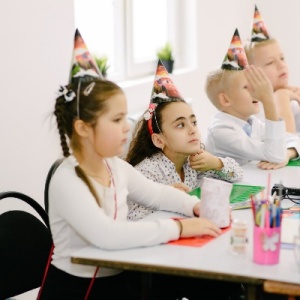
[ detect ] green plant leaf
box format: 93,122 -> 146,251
156,42 -> 173,61
93,55 -> 110,76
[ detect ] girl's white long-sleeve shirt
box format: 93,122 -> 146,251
49,156 -> 199,278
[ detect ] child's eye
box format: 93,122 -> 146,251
266,61 -> 273,66
192,120 -> 198,126
280,57 -> 285,61
177,123 -> 184,128
114,117 -> 123,123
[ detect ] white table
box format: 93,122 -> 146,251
71,163 -> 300,299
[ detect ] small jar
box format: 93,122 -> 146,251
230,219 -> 248,255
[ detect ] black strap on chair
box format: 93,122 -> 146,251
37,157 -> 64,300
0,192 -> 52,300
44,157 -> 64,214
0,191 -> 49,227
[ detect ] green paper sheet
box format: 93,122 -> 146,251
189,184 -> 265,210
287,160 -> 300,167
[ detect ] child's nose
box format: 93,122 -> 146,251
124,121 -> 131,133
277,59 -> 286,69
188,123 -> 196,134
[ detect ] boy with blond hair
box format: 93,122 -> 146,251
200,29 -> 300,170
244,5 -> 300,134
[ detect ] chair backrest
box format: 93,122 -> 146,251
0,192 -> 52,299
44,157 -> 64,214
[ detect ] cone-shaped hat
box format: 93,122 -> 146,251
70,29 -> 103,83
150,59 -> 184,104
221,28 -> 248,70
144,60 -> 185,135
251,5 -> 270,42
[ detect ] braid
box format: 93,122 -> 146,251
75,166 -> 101,206
54,80 -> 122,208
54,97 -> 71,157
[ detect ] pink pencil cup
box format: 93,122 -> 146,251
253,226 -> 281,265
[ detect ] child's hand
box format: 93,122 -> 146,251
177,217 -> 221,238
257,160 -> 287,170
257,149 -> 297,170
193,202 -> 201,217
189,150 -> 223,172
244,65 -> 274,105
171,182 -> 190,193
244,65 -> 278,121
257,149 -> 292,170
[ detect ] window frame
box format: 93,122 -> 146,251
75,0 -> 197,82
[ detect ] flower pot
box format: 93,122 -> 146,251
161,59 -> 174,74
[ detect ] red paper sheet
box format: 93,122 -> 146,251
168,226 -> 231,247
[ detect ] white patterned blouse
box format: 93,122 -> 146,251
128,152 -> 243,221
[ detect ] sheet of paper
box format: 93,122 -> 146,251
281,214 -> 300,244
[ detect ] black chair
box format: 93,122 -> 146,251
0,192 -> 52,300
44,157 -> 64,214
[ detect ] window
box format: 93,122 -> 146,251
75,0 -> 196,81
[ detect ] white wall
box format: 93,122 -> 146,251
1,0 -> 300,210
0,0 -> 74,211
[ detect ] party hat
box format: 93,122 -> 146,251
70,29 -> 103,83
144,60 -> 184,135
150,59 -> 184,104
251,5 -> 270,42
221,28 -> 248,70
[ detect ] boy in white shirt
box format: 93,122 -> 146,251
205,28 -> 300,170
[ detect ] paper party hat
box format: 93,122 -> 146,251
221,28 -> 248,70
150,59 -> 184,104
251,5 -> 270,42
70,29 -> 103,83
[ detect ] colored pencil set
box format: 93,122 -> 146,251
251,195 -> 282,228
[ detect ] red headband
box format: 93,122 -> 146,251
144,103 -> 158,135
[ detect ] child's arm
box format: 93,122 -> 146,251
244,65 -> 278,122
286,85 -> 300,103
274,88 -> 299,133
257,148 -> 297,170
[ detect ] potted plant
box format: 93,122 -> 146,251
93,55 -> 110,78
156,42 -> 174,73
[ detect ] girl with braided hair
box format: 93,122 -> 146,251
41,31 -> 243,300
41,78 -> 247,300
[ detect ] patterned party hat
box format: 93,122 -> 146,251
70,29 -> 103,83
150,59 -> 184,104
221,28 -> 248,70
251,5 -> 270,42
144,60 -> 184,135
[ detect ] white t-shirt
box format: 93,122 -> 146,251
49,156 -> 199,278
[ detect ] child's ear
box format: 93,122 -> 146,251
74,119 -> 90,137
218,92 -> 231,107
151,133 -> 165,149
